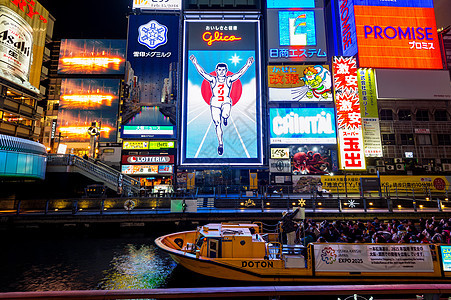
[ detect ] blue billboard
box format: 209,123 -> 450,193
270,108 -> 337,144
337,0 -> 358,56
126,14 -> 180,105
441,246 -> 451,272
353,0 -> 433,7
267,0 -> 316,8
181,20 -> 263,166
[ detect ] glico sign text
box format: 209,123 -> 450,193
202,31 -> 242,46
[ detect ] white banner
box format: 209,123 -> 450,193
133,0 -> 181,10
269,159 -> 291,173
314,244 -> 434,273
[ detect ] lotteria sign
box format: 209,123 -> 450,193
270,108 -> 336,144
122,155 -> 174,164
353,0 -> 442,69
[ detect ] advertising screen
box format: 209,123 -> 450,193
266,8 -> 327,63
332,57 -> 366,170
181,20 -> 263,166
121,106 -> 175,139
126,14 -> 179,105
56,79 -> 120,143
354,3 -> 442,69
122,140 -> 175,150
58,39 -> 126,75
441,246 -> 451,272
268,65 -> 332,102
270,108 -> 336,145
337,0 -> 358,56
267,0 -> 316,8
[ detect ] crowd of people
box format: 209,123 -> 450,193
281,216 -> 451,245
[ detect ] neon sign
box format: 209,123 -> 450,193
202,31 -> 242,46
10,0 -> 47,23
332,57 -> 366,170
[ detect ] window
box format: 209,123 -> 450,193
380,109 -> 393,120
416,110 -> 429,121
382,134 -> 396,145
398,109 -> 411,121
434,110 -> 448,121
417,134 -> 431,145
400,134 -> 414,145
438,134 -> 451,145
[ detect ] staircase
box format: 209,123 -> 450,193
46,154 -> 140,195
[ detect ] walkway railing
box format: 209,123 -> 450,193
47,154 -> 140,195
0,284 -> 450,299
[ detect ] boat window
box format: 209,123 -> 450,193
196,234 -> 205,249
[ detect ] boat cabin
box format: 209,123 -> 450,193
194,223 -> 266,259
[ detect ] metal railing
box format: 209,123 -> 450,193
1,284 -> 451,299
47,154 -> 140,195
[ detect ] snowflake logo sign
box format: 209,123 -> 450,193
138,20 -> 168,50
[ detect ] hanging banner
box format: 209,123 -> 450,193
332,57 -> 366,170
268,65 -> 332,102
315,244 -> 434,273
358,68 -> 383,157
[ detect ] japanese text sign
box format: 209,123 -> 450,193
332,57 -> 366,170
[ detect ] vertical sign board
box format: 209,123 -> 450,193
181,20 -> 263,166
353,0 -> 442,69
357,68 -> 383,157
337,0 -> 358,56
127,15 -> 180,105
332,57 -> 366,170
266,1 -> 328,63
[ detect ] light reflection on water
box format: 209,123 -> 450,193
98,244 -> 177,290
0,233 -> 176,293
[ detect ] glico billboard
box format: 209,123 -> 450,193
56,79 -> 120,143
58,39 -> 126,75
266,1 -> 327,63
0,2 -> 49,93
181,20 -> 263,166
351,0 -> 442,69
270,108 -> 336,145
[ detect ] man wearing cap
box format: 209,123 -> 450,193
281,207 -> 300,245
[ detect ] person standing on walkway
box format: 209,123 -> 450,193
281,207 -> 300,245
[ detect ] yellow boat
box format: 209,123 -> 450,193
155,222 -> 451,282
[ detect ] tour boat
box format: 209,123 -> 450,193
155,222 -> 451,282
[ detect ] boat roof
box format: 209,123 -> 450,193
199,223 -> 257,238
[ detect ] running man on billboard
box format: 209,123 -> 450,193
190,54 -> 254,156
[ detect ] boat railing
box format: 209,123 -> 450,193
267,242 -> 283,259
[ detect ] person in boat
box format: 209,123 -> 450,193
281,207 -> 300,245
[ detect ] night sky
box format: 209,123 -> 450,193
38,0 -> 450,41
38,0 -> 129,40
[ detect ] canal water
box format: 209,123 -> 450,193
0,227 -> 423,300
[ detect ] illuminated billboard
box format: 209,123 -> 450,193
0,1 -> 49,93
122,155 -> 174,164
332,57 -> 366,170
56,79 -> 120,143
126,15 -> 179,104
266,8 -> 327,63
122,164 -> 173,175
58,39 -> 126,75
122,140 -> 175,150
354,1 -> 442,69
133,0 -> 181,10
181,20 -> 263,166
121,106 -> 175,139
337,0 -> 358,56
270,108 -> 336,144
358,68 -> 383,157
268,65 -> 332,102
266,0 -> 316,8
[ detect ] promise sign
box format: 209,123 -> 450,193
332,57 -> 365,170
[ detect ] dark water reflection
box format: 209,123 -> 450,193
0,231 -> 177,292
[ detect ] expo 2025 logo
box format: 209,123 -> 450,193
321,246 -> 337,264
138,20 -> 168,50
